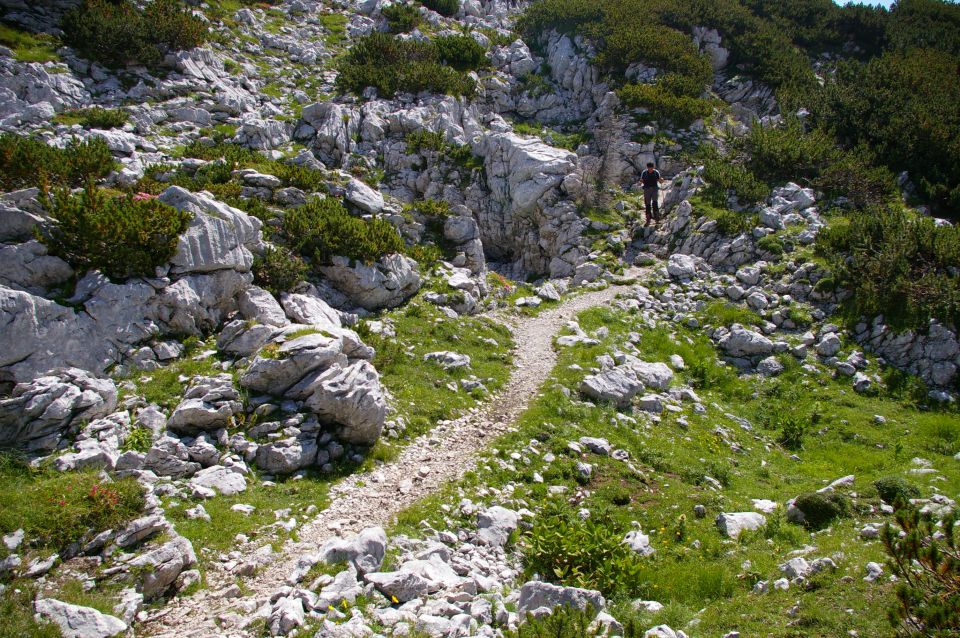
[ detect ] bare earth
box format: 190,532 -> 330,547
144,271 -> 642,637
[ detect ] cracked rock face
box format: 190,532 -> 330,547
0,368 -> 117,453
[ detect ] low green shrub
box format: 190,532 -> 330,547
281,197 -> 405,266
382,3 -> 421,33
700,151 -> 769,207
792,491 -> 850,530
0,454 -> 144,551
873,476 -> 921,505
38,184 -> 192,281
756,233 -> 784,256
421,0 -> 460,17
777,412 -> 807,450
744,118 -> 837,185
816,206 -> 960,329
335,33 -> 476,98
253,245 -> 308,294
61,0 -> 207,69
503,606 -> 611,638
617,82 -> 717,128
55,107 -> 129,129
883,505 -> 960,637
0,134 -> 115,191
691,197 -> 758,236
0,22 -> 60,63
433,34 -> 487,71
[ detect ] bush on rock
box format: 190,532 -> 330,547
38,184 -> 192,281
61,0 -> 207,69
0,134 -> 115,192
253,245 -> 308,295
792,491 -> 850,530
280,197 -> 405,267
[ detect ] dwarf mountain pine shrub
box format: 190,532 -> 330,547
382,3 -> 422,33
421,0 -> 460,17
280,197 -> 405,266
61,0 -> 207,69
38,184 -> 192,281
0,134 -> 115,191
874,476 -> 921,505
883,505 -> 960,637
55,107 -> 129,129
335,33 -> 476,98
253,245 -> 308,295
792,491 -> 851,530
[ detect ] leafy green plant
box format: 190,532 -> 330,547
61,0 -> 207,69
0,22 -> 60,63
778,412 -> 807,450
792,491 -> 850,530
122,426 -> 154,453
38,184 -> 192,281
0,134 -> 115,191
883,505 -> 960,637
253,245 -> 308,294
522,500 -> 644,595
281,197 -> 405,266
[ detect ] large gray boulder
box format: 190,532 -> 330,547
321,527 -> 387,576
144,436 -> 202,478
0,368 -> 117,453
298,361 -> 386,446
715,512 -> 766,538
320,253 -> 421,311
240,332 -> 344,396
255,435 -> 318,475
345,178 -> 385,214
517,581 -> 606,616
238,286 -> 289,327
166,375 -> 242,436
34,598 -> 126,638
476,506 -> 519,548
580,367 -> 643,407
159,186 -> 264,275
0,240 -> 73,294
127,534 -> 197,600
189,465 -> 246,496
719,325 -> 775,357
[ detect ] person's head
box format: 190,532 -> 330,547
646,162 -> 655,170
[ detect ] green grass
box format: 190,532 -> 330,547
389,297 -> 960,638
0,454 -> 145,553
698,299 -> 763,328
166,473 -> 331,565
122,337 -> 228,410
318,12 -> 348,47
363,301 -> 513,462
0,581 -> 60,638
0,23 -> 60,63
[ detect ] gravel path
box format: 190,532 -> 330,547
143,273 -> 641,637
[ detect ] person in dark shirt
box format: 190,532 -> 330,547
640,162 -> 664,224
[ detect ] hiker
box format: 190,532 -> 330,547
641,161 -> 664,224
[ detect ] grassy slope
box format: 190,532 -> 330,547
391,301 -> 960,637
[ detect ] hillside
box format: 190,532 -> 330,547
0,0 -> 958,637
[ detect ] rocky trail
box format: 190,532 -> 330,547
143,269 -> 645,637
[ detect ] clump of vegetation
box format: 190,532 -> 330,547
421,0 -> 460,17
873,476 -> 921,505
280,197 -> 405,266
38,184 -> 192,281
405,130 -> 482,171
523,500 -> 644,595
54,107 -> 129,129
432,34 -> 487,71
335,33 -> 479,99
883,505 -> 960,637
0,134 -> 115,191
253,245 -> 308,295
122,426 -> 154,453
689,197 -> 759,236
0,454 -> 144,551
792,491 -> 850,530
61,0 -> 207,69
504,605 -> 624,638
382,3 -> 421,33
816,206 -> 960,330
